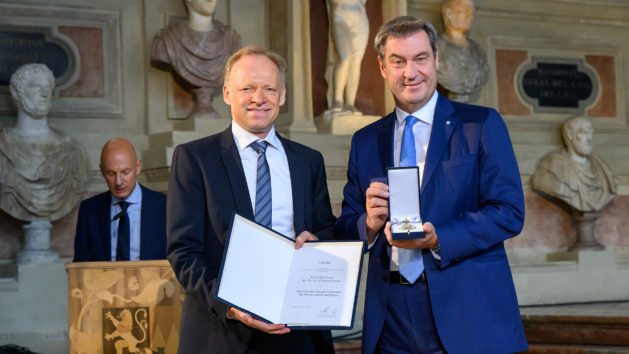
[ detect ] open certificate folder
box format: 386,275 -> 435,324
215,214 -> 365,329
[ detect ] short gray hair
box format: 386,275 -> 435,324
374,16 -> 438,61
9,63 -> 54,105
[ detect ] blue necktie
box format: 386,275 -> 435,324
251,140 -> 272,228
398,115 -> 424,283
115,201 -> 130,261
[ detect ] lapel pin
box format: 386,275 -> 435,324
446,120 -> 451,126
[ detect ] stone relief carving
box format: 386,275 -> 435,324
437,0 -> 489,103
151,0 -> 241,119
533,116 -> 616,251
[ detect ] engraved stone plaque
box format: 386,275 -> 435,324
518,57 -> 598,114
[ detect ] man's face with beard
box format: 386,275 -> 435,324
17,71 -> 53,119
568,119 -> 594,158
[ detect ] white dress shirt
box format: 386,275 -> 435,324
389,91 -> 438,270
231,122 -> 295,239
110,181 -> 142,261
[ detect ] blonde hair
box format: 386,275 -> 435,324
224,45 -> 287,89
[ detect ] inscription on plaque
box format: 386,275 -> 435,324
517,57 -> 598,114
0,30 -> 70,86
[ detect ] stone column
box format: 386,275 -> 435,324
288,0 -> 317,134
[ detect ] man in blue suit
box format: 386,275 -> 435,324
73,138 -> 166,261
166,46 -> 336,353
335,16 -> 528,353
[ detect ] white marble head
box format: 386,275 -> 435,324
184,0 -> 217,32
9,63 -> 54,119
442,0 -> 475,34
185,0 -> 217,16
562,116 -> 594,161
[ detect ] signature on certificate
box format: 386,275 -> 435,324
317,306 -> 338,318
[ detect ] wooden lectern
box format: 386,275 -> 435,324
66,260 -> 184,354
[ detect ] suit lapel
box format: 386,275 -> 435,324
103,192 -> 113,259
138,185 -> 151,259
378,112 -> 396,175
219,127 -> 254,219
279,135 -> 306,234
422,95 -> 455,191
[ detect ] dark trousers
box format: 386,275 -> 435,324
376,281 -> 445,354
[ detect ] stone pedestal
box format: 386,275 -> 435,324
325,111 -> 380,136
511,250 -> 629,305
189,87 -> 221,119
142,117 -> 231,169
569,210 -> 604,251
16,221 -> 59,264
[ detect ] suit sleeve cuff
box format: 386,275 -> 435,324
357,213 -> 378,250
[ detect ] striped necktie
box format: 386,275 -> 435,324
250,140 -> 272,228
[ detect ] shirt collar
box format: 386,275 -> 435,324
395,91 -> 438,127
231,120 -> 280,151
111,181 -> 142,205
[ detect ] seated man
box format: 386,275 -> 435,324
73,138 -> 167,261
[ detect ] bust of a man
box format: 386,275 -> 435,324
151,0 -> 241,118
437,0 -> 489,103
0,63 -> 89,221
533,116 -> 616,212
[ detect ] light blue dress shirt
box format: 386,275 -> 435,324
231,122 -> 295,239
389,91 -> 438,270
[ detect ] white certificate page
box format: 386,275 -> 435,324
215,214 -> 364,329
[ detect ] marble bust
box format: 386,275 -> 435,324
326,0 -> 369,115
0,63 -> 89,222
533,116 -> 616,212
151,0 -> 241,118
437,0 -> 489,103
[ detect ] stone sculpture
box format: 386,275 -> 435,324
152,0 -> 241,119
0,63 -> 89,263
533,116 -> 616,250
437,0 -> 489,103
326,0 -> 369,115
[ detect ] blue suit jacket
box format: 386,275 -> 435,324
166,127 -> 336,353
335,95 -> 528,354
73,184 -> 167,261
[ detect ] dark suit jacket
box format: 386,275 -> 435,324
167,127 -> 336,354
335,95 -> 528,354
73,184 -> 167,262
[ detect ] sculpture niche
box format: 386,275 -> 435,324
152,0 -> 241,119
437,0 -> 489,103
533,116 -> 616,251
0,63 -> 89,263
326,0 -> 369,116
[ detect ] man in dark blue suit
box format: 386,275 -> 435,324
73,138 -> 166,261
166,46 -> 336,353
335,16 -> 528,353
